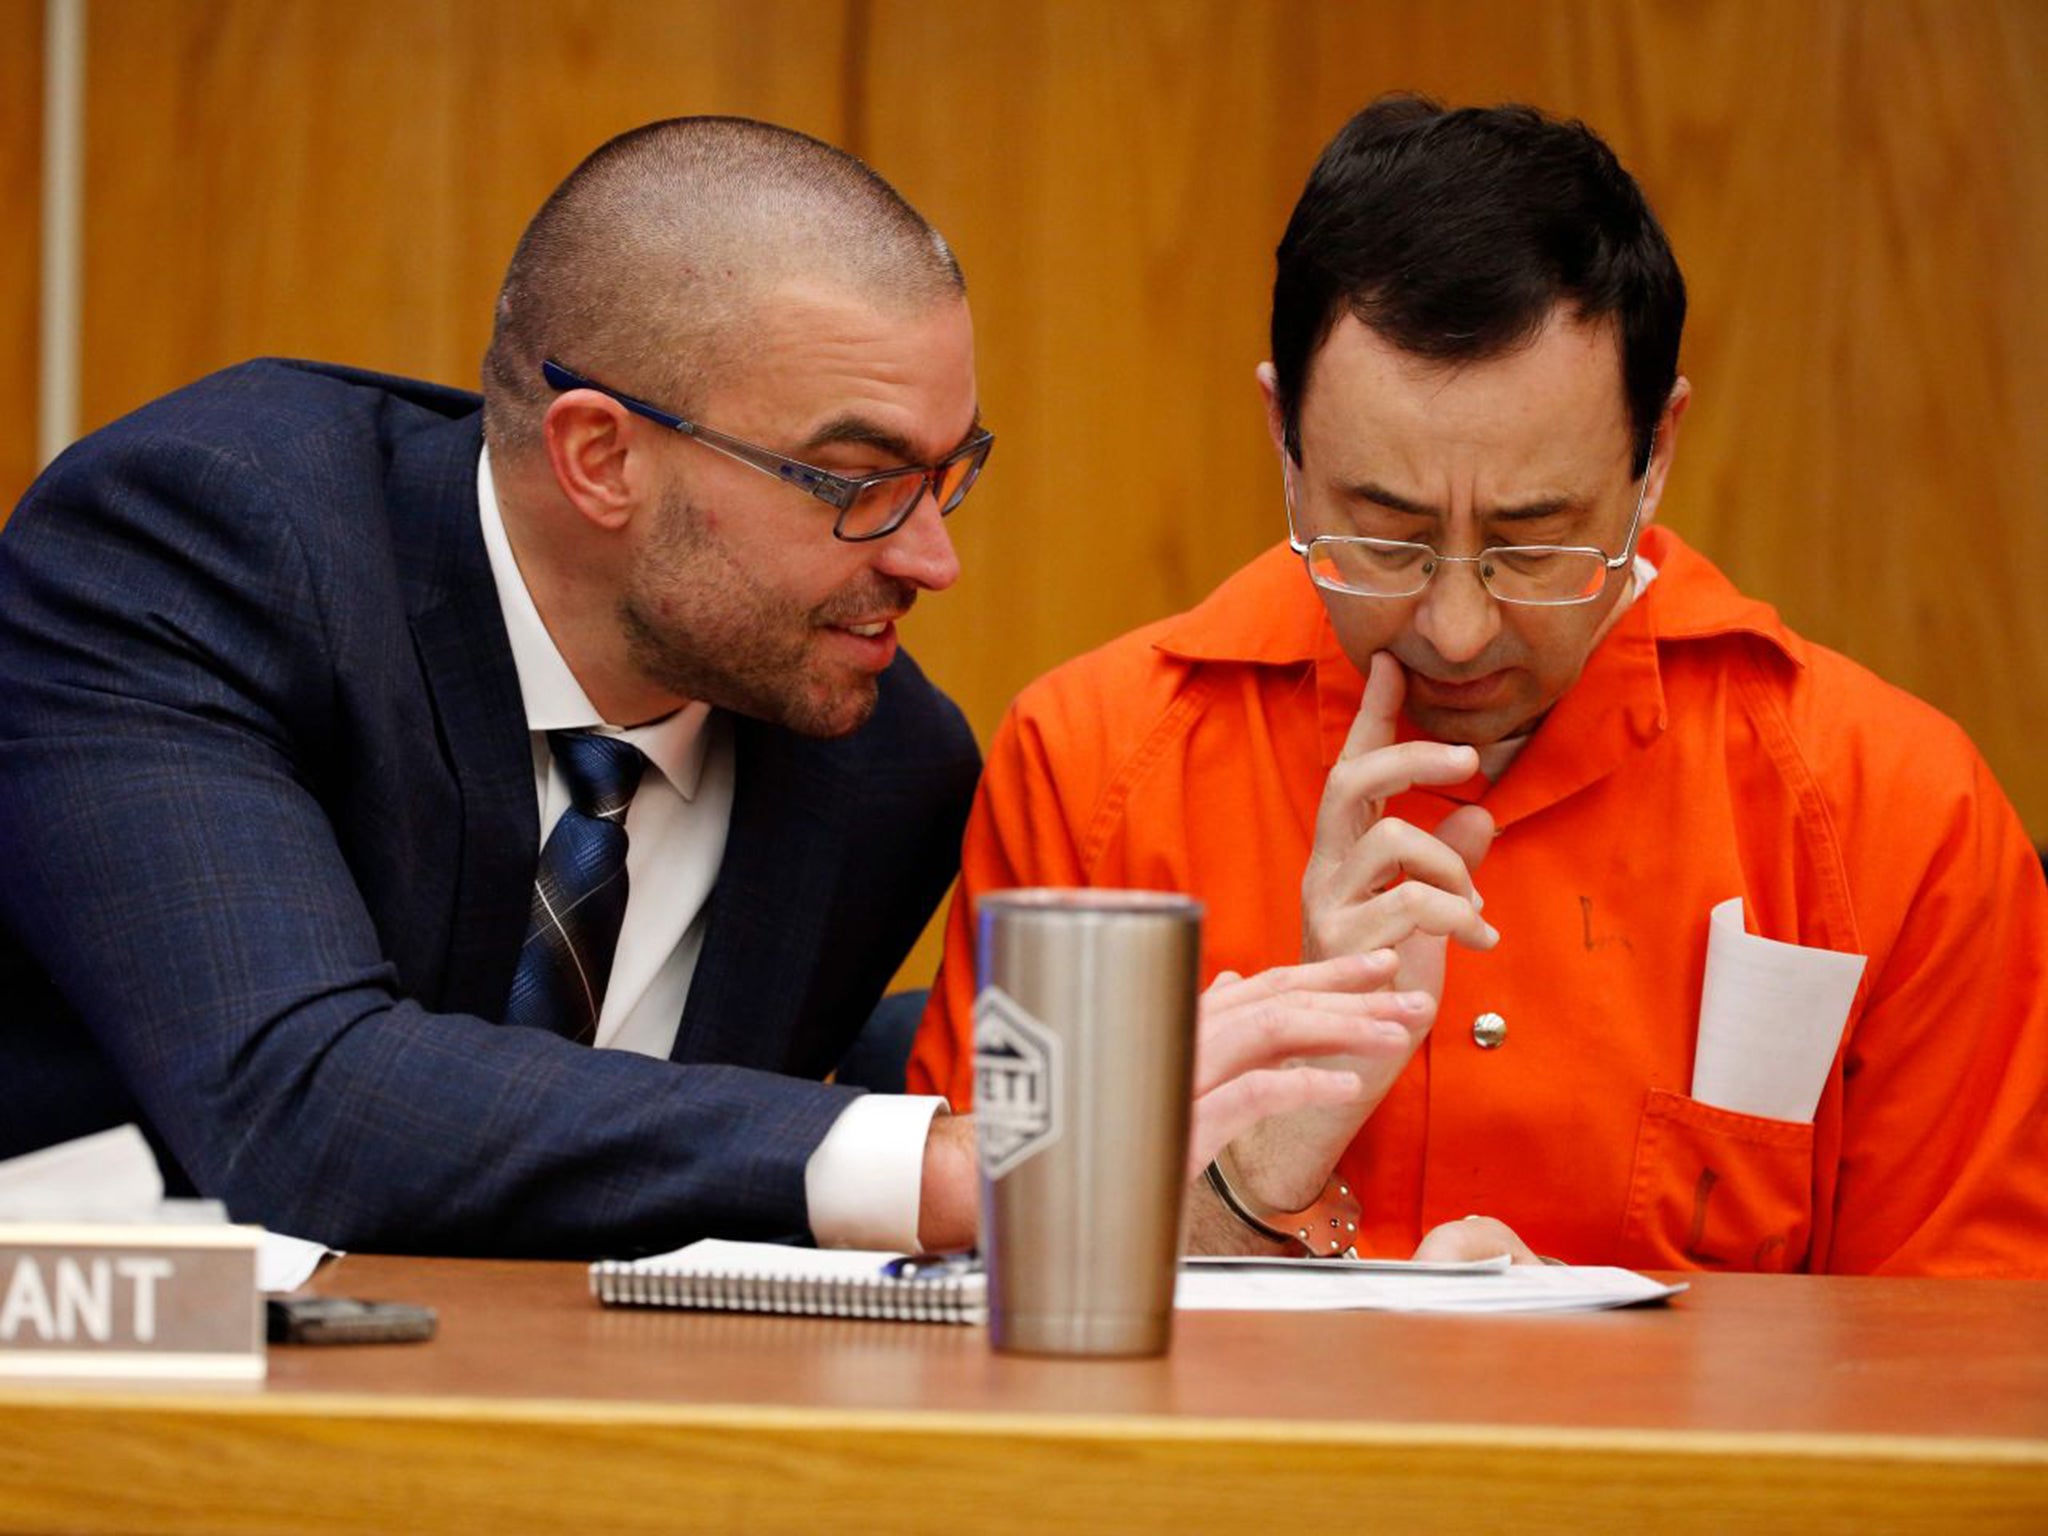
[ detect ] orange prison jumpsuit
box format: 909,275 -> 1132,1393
911,528 -> 2048,1275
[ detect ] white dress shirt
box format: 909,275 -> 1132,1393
476,450 -> 940,1250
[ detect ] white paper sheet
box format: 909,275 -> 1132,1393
1692,897 -> 1865,1122
1181,1253 -> 1509,1277
1174,1262 -> 1684,1314
636,1240 -> 919,1280
258,1231 -> 338,1292
0,1124 -> 163,1220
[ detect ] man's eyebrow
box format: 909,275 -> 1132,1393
1486,497 -> 1580,523
1340,480 -> 1436,517
1339,480 -> 1581,523
798,411 -> 986,465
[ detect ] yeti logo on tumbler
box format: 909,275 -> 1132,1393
971,986 -> 1063,1179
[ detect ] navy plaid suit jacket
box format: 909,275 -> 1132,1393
0,360 -> 979,1257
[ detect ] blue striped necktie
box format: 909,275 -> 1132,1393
502,730 -> 647,1044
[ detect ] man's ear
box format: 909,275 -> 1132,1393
1639,376 -> 1693,531
1255,361 -> 1290,459
542,393 -> 641,532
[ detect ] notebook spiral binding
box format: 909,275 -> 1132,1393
589,1258 -> 986,1325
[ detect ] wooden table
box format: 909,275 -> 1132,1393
1,1256 -> 2044,1534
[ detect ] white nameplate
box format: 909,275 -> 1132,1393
0,1222 -> 264,1379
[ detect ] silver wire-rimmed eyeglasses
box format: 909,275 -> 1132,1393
1286,433 -> 1655,607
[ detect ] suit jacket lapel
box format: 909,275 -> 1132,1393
672,717 -> 848,1070
388,414 -> 538,1018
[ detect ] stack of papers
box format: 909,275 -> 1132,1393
1177,1255 -> 1684,1314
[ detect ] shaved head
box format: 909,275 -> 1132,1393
481,116 -> 963,454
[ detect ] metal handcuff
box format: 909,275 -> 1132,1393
1203,1147 -> 1361,1258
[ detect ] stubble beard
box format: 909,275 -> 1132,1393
618,488 -> 910,739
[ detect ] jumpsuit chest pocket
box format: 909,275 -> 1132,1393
1618,1088 -> 1815,1273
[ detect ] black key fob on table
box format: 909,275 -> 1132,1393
265,1295 -> 437,1345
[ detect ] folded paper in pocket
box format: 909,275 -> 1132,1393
1692,897 -> 1866,1123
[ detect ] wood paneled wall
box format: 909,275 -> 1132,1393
3,2 -> 2043,992
0,1 -> 40,507
73,0 -> 857,432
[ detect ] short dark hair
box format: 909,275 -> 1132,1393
1270,95 -> 1685,475
482,116 -> 963,454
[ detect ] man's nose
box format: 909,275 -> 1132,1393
1411,557 -> 1501,664
872,488 -> 962,593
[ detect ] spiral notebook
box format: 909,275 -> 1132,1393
589,1239 -> 987,1325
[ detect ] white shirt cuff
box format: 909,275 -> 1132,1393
804,1093 -> 946,1252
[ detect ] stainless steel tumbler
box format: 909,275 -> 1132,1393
973,888 -> 1203,1357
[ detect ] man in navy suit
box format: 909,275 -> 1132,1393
0,117 -> 1418,1258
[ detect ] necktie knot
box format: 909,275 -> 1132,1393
548,730 -> 645,824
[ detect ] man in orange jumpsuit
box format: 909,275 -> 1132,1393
910,97 -> 2048,1276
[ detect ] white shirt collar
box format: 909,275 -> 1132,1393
476,447 -> 714,800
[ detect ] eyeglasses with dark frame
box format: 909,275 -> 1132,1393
1285,431 -> 1657,607
541,358 -> 994,543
